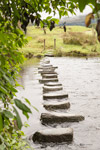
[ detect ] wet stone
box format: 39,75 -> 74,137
38,66 -> 58,70
32,128 -> 73,143
44,82 -> 62,86
43,101 -> 70,110
41,64 -> 53,68
43,86 -> 63,92
39,68 -> 56,73
39,78 -> 58,83
43,92 -> 68,100
43,60 -> 50,64
42,74 -> 58,79
40,71 -> 57,75
41,113 -> 85,124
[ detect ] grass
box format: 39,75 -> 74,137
19,25 -> 100,57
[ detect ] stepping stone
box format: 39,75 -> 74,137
43,60 -> 50,64
38,68 -> 55,73
38,66 -> 58,70
43,101 -> 70,110
41,113 -> 85,124
32,128 -> 73,143
43,92 -> 68,100
44,82 -> 62,86
42,74 -> 58,79
39,78 -> 58,83
40,71 -> 57,75
39,69 -> 55,74
42,64 -> 53,68
43,86 -> 63,92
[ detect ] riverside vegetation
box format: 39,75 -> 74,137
20,25 -> 100,58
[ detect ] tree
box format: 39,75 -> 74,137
0,0 -> 99,149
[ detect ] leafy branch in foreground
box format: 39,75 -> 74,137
0,0 -> 99,149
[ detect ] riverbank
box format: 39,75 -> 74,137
19,26 -> 100,58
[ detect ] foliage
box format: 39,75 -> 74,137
0,0 -> 99,149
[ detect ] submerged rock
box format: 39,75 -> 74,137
39,78 -> 58,83
43,101 -> 70,110
43,92 -> 68,99
32,128 -> 73,143
41,112 -> 85,124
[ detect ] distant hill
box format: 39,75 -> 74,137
59,15 -> 95,26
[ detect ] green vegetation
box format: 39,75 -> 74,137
20,25 -> 100,57
0,0 -> 100,149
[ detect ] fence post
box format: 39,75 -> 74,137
44,39 -> 45,50
54,39 -> 56,50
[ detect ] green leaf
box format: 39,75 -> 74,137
24,98 -> 31,105
23,111 -> 29,119
32,106 -> 39,112
51,18 -> 59,24
46,16 -> 52,20
14,99 -> 32,113
3,110 -> 14,119
0,143 -> 6,150
0,86 -> 7,94
0,113 -> 3,131
13,106 -> 23,130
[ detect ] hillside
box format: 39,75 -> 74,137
59,15 -> 95,26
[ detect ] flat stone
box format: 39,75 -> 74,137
42,74 -> 58,78
40,71 -> 57,75
32,128 -> 73,143
43,60 -> 50,64
44,82 -> 62,86
38,68 -> 56,73
43,101 -> 70,110
41,113 -> 85,124
43,86 -> 63,92
42,64 -> 53,68
43,92 -> 68,100
38,66 -> 58,70
39,78 -> 58,83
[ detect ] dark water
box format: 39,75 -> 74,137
17,57 -> 100,150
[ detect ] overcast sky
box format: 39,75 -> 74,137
41,6 -> 92,19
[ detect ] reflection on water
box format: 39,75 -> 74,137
16,57 -> 100,150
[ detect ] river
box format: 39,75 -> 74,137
16,57 -> 100,150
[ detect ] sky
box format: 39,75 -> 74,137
41,6 -> 92,19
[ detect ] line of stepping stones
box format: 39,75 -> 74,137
32,58 -> 85,144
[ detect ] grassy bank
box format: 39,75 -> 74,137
19,25 -> 100,57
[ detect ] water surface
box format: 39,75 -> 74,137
17,57 -> 100,150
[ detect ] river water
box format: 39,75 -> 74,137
17,57 -> 100,150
